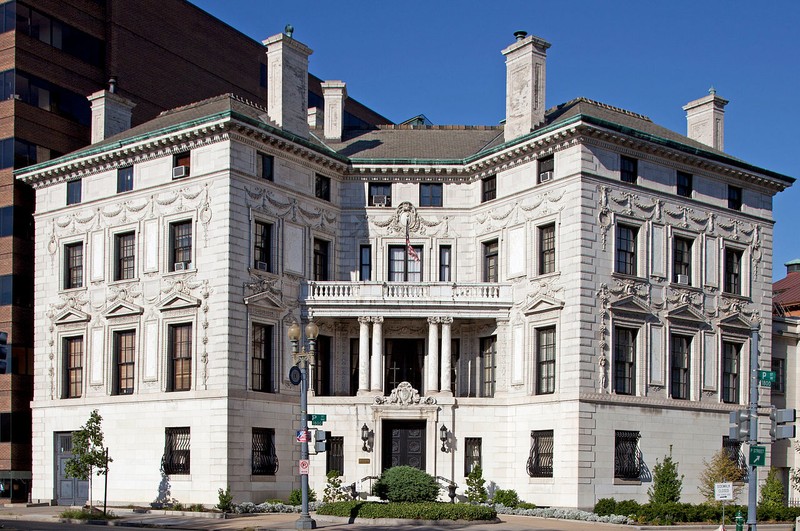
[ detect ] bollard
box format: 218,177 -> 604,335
734,510 -> 744,531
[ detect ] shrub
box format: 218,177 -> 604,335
465,465 -> 487,503
517,501 -> 536,510
648,454 -> 683,504
759,467 -> 785,509
216,485 -> 233,513
492,489 -> 519,508
372,466 -> 440,503
59,508 -> 117,520
615,499 -> 641,517
698,449 -> 745,503
288,487 -> 317,505
316,501 -> 497,521
323,470 -> 349,503
593,497 -> 617,516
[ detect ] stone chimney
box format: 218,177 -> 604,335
263,29 -> 313,139
87,80 -> 136,144
502,31 -> 551,143
321,81 -> 347,141
683,88 -> 728,151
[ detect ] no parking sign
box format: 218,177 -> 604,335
299,459 -> 310,475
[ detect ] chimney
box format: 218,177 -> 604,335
502,31 -> 551,143
87,81 -> 136,144
263,28 -> 313,139
321,81 -> 347,141
787,259 -> 800,275
683,87 -> 728,151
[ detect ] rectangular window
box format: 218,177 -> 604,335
313,239 -> 329,281
481,175 -> 496,203
368,182 -> 391,206
614,430 -> 641,480
315,174 -> 331,201
326,436 -> 344,475
536,327 -> 556,394
677,171 -> 693,197
62,336 -> 83,399
64,242 -> 83,289
114,232 -> 136,281
614,327 -> 636,395
464,437 -> 482,476
615,225 -> 637,276
722,342 -> 740,404
252,324 -> 274,393
66,179 -> 81,205
360,245 -> 371,281
439,245 -> 451,282
620,156 -> 638,183
419,183 -> 443,207
15,4 -> 105,66
670,334 -> 691,400
673,237 -> 692,285
724,248 -> 743,295
480,335 -> 496,398
173,152 -> 190,177
170,221 -> 192,271
252,428 -> 278,475
117,166 -> 133,193
728,185 -> 742,211
168,324 -> 192,392
773,358 -> 786,394
539,224 -> 555,275
258,152 -> 274,181
388,245 -> 423,282
527,430 -> 554,478
538,155 -> 554,183
113,330 -> 135,395
253,221 -> 273,272
163,427 -> 190,475
483,240 -> 499,283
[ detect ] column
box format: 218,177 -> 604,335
427,317 -> 439,393
370,317 -> 383,393
358,317 -> 371,395
440,317 -> 453,394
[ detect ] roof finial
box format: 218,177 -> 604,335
284,24 -> 294,38
709,85 -> 716,96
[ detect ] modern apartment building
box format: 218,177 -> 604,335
17,29 -> 795,508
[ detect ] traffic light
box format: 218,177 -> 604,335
729,410 -> 751,442
314,430 -> 329,453
0,332 -> 8,374
769,407 -> 796,441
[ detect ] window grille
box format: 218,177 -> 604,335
252,428 -> 278,475
722,436 -> 748,480
326,436 -> 344,475
614,430 -> 641,480
527,430 -> 554,477
464,437 -> 482,476
163,427 -> 190,475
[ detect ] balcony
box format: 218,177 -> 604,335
302,281 -> 513,318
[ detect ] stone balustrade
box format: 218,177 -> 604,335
303,281 -> 512,308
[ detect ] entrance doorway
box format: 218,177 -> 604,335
55,432 -> 89,506
382,420 -> 426,471
384,339 -> 424,394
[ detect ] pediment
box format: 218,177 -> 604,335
522,295 -> 564,315
54,308 -> 90,325
157,292 -> 201,312
667,304 -> 708,326
609,295 -> 652,317
103,300 -> 144,319
244,291 -> 283,308
719,312 -> 753,334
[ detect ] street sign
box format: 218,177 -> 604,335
714,482 -> 734,501
758,370 -> 776,382
296,430 -> 308,443
299,459 -> 310,475
749,445 -> 766,467
310,414 -> 327,426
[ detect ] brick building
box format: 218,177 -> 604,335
0,0 -> 388,501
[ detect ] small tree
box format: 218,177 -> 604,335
648,453 -> 684,504
323,470 -> 348,503
64,410 -> 112,514
465,465 -> 488,503
759,467 -> 785,508
698,449 -> 745,503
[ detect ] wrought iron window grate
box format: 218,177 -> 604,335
252,428 -> 278,475
163,427 -> 190,475
527,430 -> 554,478
614,430 -> 641,480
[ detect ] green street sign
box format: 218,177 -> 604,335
749,445 -> 766,467
310,414 -> 327,426
758,370 -> 776,383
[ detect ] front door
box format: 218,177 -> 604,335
382,420 -> 426,471
55,432 -> 89,506
384,339 -> 424,394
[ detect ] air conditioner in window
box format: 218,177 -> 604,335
539,171 -> 553,183
174,261 -> 189,271
372,194 -> 388,207
172,166 -> 190,179
255,261 -> 269,272
676,274 -> 690,285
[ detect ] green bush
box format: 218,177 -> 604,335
759,467 -> 785,509
492,489 -> 519,508
517,501 -> 536,510
288,487 -> 317,505
316,501 -> 497,521
323,470 -> 349,503
59,509 -> 117,520
216,485 -> 233,512
465,465 -> 487,503
372,466 -> 440,503
593,498 -> 617,516
648,454 -> 683,504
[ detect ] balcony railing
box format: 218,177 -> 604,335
303,281 -> 512,309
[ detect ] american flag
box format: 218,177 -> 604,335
406,233 -> 420,262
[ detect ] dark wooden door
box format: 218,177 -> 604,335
55,432 -> 88,506
384,339 -> 424,394
382,420 -> 426,471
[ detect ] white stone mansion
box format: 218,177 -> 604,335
17,31 -> 794,509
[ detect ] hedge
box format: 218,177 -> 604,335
315,501 -> 497,521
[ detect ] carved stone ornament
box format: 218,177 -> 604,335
374,381 -> 436,406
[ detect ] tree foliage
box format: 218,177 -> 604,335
64,410 -> 111,481
648,454 -> 684,504
323,470 -> 349,503
372,466 -> 440,503
465,465 -> 488,503
698,449 -> 744,503
760,467 -> 785,508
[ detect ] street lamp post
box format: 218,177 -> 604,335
288,320 -> 318,530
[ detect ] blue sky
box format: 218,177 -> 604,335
191,0 -> 799,280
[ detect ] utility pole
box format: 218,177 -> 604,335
747,324 -> 759,531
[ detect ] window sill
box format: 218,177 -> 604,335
165,268 -> 195,276
611,272 -> 647,283
669,282 -> 701,291
108,278 -> 140,286
167,474 -> 192,481
614,478 -> 642,486
60,286 -> 87,294
250,475 -> 277,482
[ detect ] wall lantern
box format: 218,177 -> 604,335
439,425 -> 448,452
